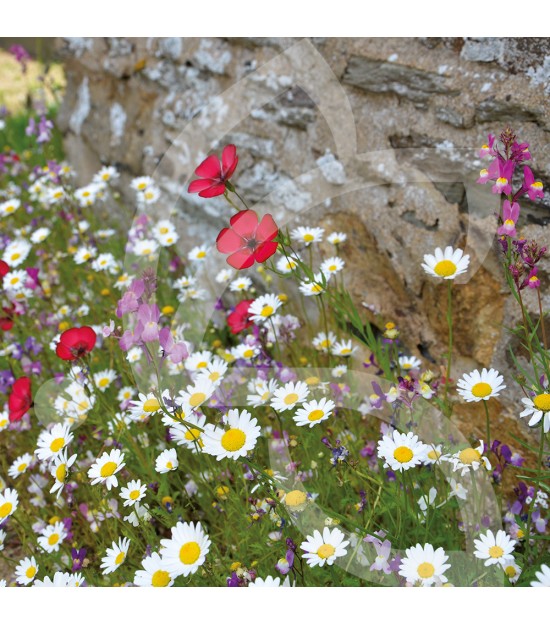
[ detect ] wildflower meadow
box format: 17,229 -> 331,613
0,35 -> 549,596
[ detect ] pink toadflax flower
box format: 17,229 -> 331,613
523,166 -> 544,201
497,200 -> 520,238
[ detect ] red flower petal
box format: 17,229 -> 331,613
198,183 -> 227,198
195,154 -> 221,179
255,213 -> 278,242
188,178 -> 214,194
221,144 -> 238,179
229,210 -> 259,238
56,326 -> 97,360
227,249 -> 255,270
253,240 -> 279,263
216,228 -> 244,254
0,260 -> 9,278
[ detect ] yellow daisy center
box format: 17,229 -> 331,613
209,371 -> 220,382
417,562 -> 435,579
221,428 -> 246,452
434,260 -> 456,277
50,437 -> 65,452
115,551 -> 126,565
100,461 -> 118,477
196,361 -> 208,369
189,392 -> 206,407
311,284 -> 323,293
17,463 -> 27,472
394,446 -> 413,463
261,305 -> 274,317
458,448 -> 481,465
196,251 -> 206,259
10,277 -> 19,285
308,409 -> 325,422
152,570 -> 171,587
166,462 -> 174,469
10,252 -> 21,261
48,533 -> 60,546
303,234 -> 314,242
179,541 -> 200,565
26,566 -> 37,578
129,489 -> 141,500
56,464 -> 67,482
488,545 -> 504,559
284,393 -> 299,405
504,565 -> 516,577
317,544 -> 335,559
243,349 -> 255,358
143,398 -> 160,412
285,490 -> 307,507
427,449 -> 441,461
533,393 -> 550,412
98,377 -> 110,388
471,382 -> 492,398
184,428 -> 201,442
0,502 -> 13,517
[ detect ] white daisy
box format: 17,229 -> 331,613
134,552 -> 174,587
8,453 -> 33,479
247,379 -> 279,407
519,391 -> 550,433
447,440 -> 491,476
159,521 -> 211,578
185,350 -> 213,372
73,246 -> 96,264
313,331 -> 337,353
3,269 -> 28,292
133,239 -> 159,258
30,227 -> 51,244
93,165 -> 119,184
34,572 -> 73,587
271,381 -> 309,412
49,450 -> 77,497
331,339 -> 357,357
249,294 -> 283,324
0,488 -> 19,521
124,503 -> 152,527
294,398 -> 335,428
177,377 -> 217,412
531,563 -> 550,587
100,537 -> 131,575
37,521 -> 67,553
300,527 -> 349,568
128,393 -> 162,422
291,226 -> 324,246
0,529 -> 5,551
196,357 -> 228,386
398,355 -> 422,371
35,423 -> 74,461
249,575 -> 291,587
231,343 -> 260,361
187,245 -> 208,261
423,444 -> 447,466
321,256 -> 344,276
87,449 -> 126,490
399,543 -> 451,586
456,368 -> 506,402
501,558 -> 522,584
93,369 -> 117,392
0,198 -> 20,216
377,430 -> 429,472
229,276 -> 253,292
276,254 -> 301,273
327,232 -> 347,245
203,409 -> 261,461
215,268 -> 233,283
447,478 -> 468,500
15,556 -> 39,586
131,175 -> 154,192
120,479 -> 147,507
155,448 -> 179,473
170,412 -> 207,452
421,246 -> 470,280
0,410 -> 9,432
473,529 -> 516,567
2,239 -> 31,267
299,273 -> 327,297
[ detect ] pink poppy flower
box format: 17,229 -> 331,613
188,145 -> 238,198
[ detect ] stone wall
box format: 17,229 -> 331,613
55,37 -> 550,443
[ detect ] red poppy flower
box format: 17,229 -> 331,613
0,305 -> 15,331
0,260 -> 9,278
188,144 -> 238,198
216,210 -> 278,270
56,326 -> 97,361
8,376 -> 32,422
227,299 -> 254,334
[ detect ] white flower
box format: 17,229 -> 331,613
531,563 -> 550,587
231,343 -> 260,361
247,379 -> 279,407
398,355 -> 422,371
249,575 -> 291,587
0,198 -> 20,216
300,527 -> 349,568
270,381 -> 309,412
93,368 -> 117,391
291,226 -> 324,246
203,409 -> 261,461
299,272 -> 327,296
2,239 -> 31,267
377,430 -> 429,472
15,556 -> 38,585
327,232 -> 347,245
87,449 -> 126,490
188,245 -> 208,261
447,478 -> 468,501
155,448 -> 179,473
177,377 -> 217,412
160,521 -> 211,578
229,276 -> 253,292
321,256 -> 344,276
331,339 -> 356,357
49,450 -> 77,497
293,398 -> 335,428
73,246 -> 96,264
421,246 -> 470,280
35,423 -> 74,461
473,529 -> 516,567
457,368 -> 506,402
120,479 -> 147,507
0,488 -> 19,521
100,537 -> 131,575
501,558 -> 522,584
134,552 -> 174,587
399,543 -> 451,586
30,227 -> 51,244
215,268 -> 233,283
170,412 -> 207,453
133,239 -> 159,257
313,331 -> 337,353
276,254 -> 301,273
249,294 -> 283,324
93,165 -> 119,184
519,392 -> 550,433
447,440 -> 491,476
8,453 -> 33,479
37,521 -> 67,553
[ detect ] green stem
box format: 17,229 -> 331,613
525,429 -> 546,562
483,400 -> 491,451
444,280 -> 453,409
